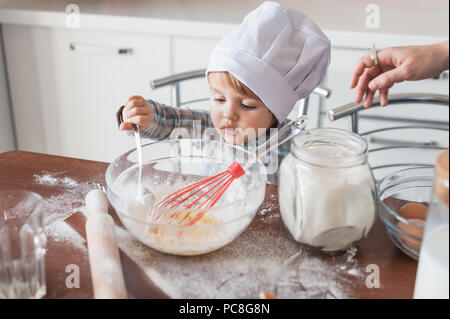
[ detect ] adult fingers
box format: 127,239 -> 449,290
369,66 -> 407,91
355,68 -> 379,103
364,89 -> 376,108
379,88 -> 389,107
355,82 -> 366,104
350,54 -> 377,88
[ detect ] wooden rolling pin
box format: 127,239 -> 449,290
85,189 -> 127,299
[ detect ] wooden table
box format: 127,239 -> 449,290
0,151 -> 418,299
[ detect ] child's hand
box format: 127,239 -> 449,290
120,95 -> 153,131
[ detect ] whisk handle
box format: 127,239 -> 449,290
256,116 -> 308,159
228,161 -> 246,178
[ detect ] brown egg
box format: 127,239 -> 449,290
397,218 -> 425,249
398,202 -> 428,220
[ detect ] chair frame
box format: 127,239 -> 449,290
150,68 -> 331,118
327,93 -> 449,173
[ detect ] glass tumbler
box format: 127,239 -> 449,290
0,190 -> 46,299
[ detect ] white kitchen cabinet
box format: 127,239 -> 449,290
169,36 -> 220,111
3,24 -> 172,162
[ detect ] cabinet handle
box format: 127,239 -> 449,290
69,43 -> 133,55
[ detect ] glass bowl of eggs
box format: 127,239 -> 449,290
106,139 -> 267,256
377,166 -> 434,260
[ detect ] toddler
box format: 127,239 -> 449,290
117,1 -> 331,183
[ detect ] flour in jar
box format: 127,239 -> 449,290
278,142 -> 377,252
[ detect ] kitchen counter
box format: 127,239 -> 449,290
0,0 -> 447,49
0,150 -> 419,299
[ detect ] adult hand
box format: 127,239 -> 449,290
350,41 -> 449,108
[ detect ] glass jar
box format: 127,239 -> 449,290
414,150 -> 449,299
278,128 -> 377,252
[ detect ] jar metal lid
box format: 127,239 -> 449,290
291,127 -> 368,168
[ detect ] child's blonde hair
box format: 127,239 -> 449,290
208,72 -> 261,101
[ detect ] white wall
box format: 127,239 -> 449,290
0,25 -> 16,153
0,0 -> 15,7
282,0 -> 449,37
0,0 -> 448,37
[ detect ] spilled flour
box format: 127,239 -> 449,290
45,220 -> 87,252
34,174 -> 79,188
34,171 -> 95,253
116,196 -> 366,299
257,194 -> 280,224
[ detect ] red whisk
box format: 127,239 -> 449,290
151,116 -> 307,226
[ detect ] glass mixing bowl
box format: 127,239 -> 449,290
106,139 -> 267,256
377,166 -> 434,260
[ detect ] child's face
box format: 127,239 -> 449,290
208,75 -> 276,145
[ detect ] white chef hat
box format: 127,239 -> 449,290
206,1 -> 331,123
